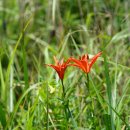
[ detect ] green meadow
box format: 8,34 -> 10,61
0,0 -> 130,129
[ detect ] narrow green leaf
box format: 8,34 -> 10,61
103,52 -> 115,130
0,104 -> 6,128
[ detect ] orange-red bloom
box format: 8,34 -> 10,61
46,56 -> 70,80
69,52 -> 102,74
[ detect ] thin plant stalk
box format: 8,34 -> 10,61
61,80 -> 68,121
61,80 -> 77,129
86,73 -> 95,128
46,83 -> 49,130
9,56 -> 13,113
103,52 -> 115,130
2,0 -> 7,34
0,60 -> 6,102
19,0 -> 29,92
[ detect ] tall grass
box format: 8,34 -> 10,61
0,0 -> 130,129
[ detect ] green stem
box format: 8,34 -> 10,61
61,80 -> 66,98
86,73 -> 95,128
61,80 -> 77,129
2,0 -> 6,34
46,84 -> 49,130
103,52 -> 115,130
87,73 -> 89,89
61,80 -> 68,119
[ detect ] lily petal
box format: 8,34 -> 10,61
53,56 -> 59,65
46,64 -> 60,71
89,52 -> 102,69
69,58 -> 83,66
80,60 -> 89,73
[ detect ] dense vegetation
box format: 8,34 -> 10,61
0,0 -> 130,129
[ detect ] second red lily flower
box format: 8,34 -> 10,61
69,52 -> 102,74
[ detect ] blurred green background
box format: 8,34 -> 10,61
0,0 -> 130,129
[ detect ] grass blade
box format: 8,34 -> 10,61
103,52 -> 115,130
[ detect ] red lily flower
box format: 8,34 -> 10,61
69,52 -> 102,74
46,56 -> 70,80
